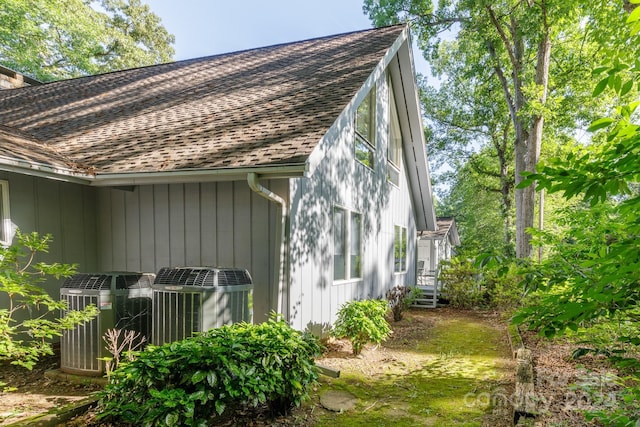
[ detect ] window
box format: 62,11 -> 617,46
387,82 -> 402,186
394,225 -> 407,273
333,207 -> 362,281
354,84 -> 376,168
0,181 -> 11,246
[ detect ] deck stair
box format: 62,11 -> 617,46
412,269 -> 442,308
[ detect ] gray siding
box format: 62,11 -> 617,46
289,72 -> 417,333
96,180 -> 286,323
0,172 -> 98,317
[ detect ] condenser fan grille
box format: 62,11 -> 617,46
154,267 -> 252,287
62,274 -> 110,290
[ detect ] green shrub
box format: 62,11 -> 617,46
483,264 -> 524,312
97,314 -> 322,426
386,285 -> 420,321
331,299 -> 391,355
0,231 -> 98,371
438,258 -> 483,309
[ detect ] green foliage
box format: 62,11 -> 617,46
0,0 -> 174,81
437,255 -> 525,311
331,299 -> 391,355
386,285 -> 420,321
512,7 -> 640,423
482,264 -> 524,313
438,258 -> 482,309
585,381 -> 640,427
0,231 -> 98,370
366,0 -> 628,259
97,314 -> 322,426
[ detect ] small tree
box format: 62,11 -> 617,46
332,299 -> 391,355
386,285 -> 420,321
0,231 -> 98,370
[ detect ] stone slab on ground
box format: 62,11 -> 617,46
320,390 -> 358,412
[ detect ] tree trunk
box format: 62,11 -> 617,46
516,6 -> 551,259
497,124 -> 514,256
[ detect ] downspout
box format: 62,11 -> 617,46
247,172 -> 289,318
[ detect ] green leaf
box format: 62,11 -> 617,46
626,4 -> 640,23
215,399 -> 226,415
591,66 -> 609,76
165,413 -> 179,426
620,79 -> 634,96
592,77 -> 609,97
586,117 -> 614,132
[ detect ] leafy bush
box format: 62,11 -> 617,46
0,231 -> 98,370
97,314 -> 322,426
386,285 -> 420,321
438,258 -> 483,309
331,299 -> 391,355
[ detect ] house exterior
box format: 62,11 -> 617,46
0,24 -> 437,333
417,217 -> 460,276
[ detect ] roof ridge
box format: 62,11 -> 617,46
14,24 -> 406,87
0,24 -> 408,176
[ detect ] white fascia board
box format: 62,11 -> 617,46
0,156 -> 92,184
0,155 -> 306,186
388,35 -> 437,231
90,164 -> 307,186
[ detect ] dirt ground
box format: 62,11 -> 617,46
0,308 -> 620,426
0,350 -> 102,426
519,330 -> 621,426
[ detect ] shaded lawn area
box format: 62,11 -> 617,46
314,308 -> 515,426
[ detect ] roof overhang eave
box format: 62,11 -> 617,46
0,157 -> 307,186
91,163 -> 308,186
0,156 -> 92,184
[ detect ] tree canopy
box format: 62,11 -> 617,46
0,0 -> 175,81
364,0 -> 630,258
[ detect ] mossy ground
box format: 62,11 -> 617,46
313,308 -> 514,426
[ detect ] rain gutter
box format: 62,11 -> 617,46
247,172 -> 289,318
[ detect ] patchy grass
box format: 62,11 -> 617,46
315,308 -> 514,426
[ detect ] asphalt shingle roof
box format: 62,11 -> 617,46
0,25 -> 405,175
0,125 -> 72,169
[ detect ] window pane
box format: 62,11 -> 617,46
355,88 -> 375,145
394,225 -> 401,272
401,227 -> 407,271
350,213 -> 361,278
355,86 -> 376,169
333,208 -> 346,280
355,137 -> 374,169
394,225 -> 407,273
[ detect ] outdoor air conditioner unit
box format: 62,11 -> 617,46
60,272 -> 154,376
152,267 -> 253,346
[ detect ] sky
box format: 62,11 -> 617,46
145,0 -> 429,72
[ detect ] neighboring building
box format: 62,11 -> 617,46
0,25 -> 437,333
417,217 -> 460,276
413,217 -> 460,308
0,65 -> 41,89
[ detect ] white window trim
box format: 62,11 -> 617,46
387,78 -> 402,187
0,180 -> 11,246
333,205 -> 363,284
354,84 -> 376,170
394,224 -> 408,274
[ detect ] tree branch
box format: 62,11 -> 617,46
487,40 -> 517,128
486,6 -> 517,70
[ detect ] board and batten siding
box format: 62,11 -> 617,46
288,72 -> 417,333
0,172 -> 99,320
96,180 -> 287,324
